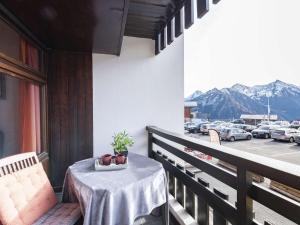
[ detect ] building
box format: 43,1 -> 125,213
240,114 -> 278,125
184,101 -> 197,121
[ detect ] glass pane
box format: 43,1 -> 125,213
0,73 -> 42,158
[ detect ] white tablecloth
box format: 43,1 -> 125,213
62,153 -> 167,225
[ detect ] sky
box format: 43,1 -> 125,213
184,0 -> 300,97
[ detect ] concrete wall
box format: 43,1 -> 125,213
93,36 -> 184,156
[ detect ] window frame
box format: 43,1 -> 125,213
0,52 -> 48,158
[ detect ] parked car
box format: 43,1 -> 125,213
290,121 -> 300,129
257,121 -> 271,127
232,119 -> 245,124
295,134 -> 300,145
271,128 -> 300,143
185,122 -> 199,133
184,122 -> 193,130
243,124 -> 257,132
220,128 -> 252,142
186,122 -> 209,133
271,120 -> 290,127
251,125 -> 279,139
211,121 -> 224,125
232,124 -> 257,132
214,122 -> 232,133
200,123 -> 218,134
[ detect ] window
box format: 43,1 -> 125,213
0,73 -> 45,158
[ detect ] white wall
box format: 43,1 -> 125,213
93,36 -> 184,156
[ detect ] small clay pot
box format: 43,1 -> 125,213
115,154 -> 126,165
114,150 -> 128,157
101,154 -> 112,166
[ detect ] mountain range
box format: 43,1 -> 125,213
186,80 -> 300,120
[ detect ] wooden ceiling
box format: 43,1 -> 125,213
0,0 -> 184,55
0,0 -> 216,55
125,0 -> 185,39
0,0 -> 130,55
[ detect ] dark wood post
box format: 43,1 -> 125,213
213,189 -> 228,225
155,34 -> 161,55
176,164 -> 185,206
148,130 -> 153,158
237,167 -> 253,225
175,8 -> 183,37
213,0 -> 221,4
197,178 -> 209,225
167,19 -> 174,45
185,170 -> 196,218
184,0 -> 195,29
197,0 -> 209,18
168,159 -> 176,196
160,27 -> 167,50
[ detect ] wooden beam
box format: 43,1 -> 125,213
213,0 -> 221,4
155,33 -> 161,55
117,0 -> 130,56
167,18 -> 175,45
160,27 -> 167,50
185,0 -> 194,29
175,8 -> 183,37
197,0 -> 209,18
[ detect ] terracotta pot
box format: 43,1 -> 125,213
115,154 -> 126,165
101,154 -> 112,166
114,150 -> 128,157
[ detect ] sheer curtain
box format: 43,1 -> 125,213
19,39 -> 41,153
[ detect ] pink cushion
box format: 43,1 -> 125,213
0,163 -> 58,225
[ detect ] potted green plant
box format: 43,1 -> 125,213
111,131 -> 134,157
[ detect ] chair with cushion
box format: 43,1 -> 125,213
0,152 -> 82,225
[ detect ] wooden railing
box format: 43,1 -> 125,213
146,126 -> 300,225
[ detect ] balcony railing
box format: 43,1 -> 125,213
146,126 -> 300,225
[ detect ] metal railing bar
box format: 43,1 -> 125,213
249,183 -> 300,224
147,126 -> 300,191
154,152 -> 238,224
153,137 -> 237,189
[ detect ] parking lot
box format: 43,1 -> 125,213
189,133 -> 300,166
186,133 -> 300,225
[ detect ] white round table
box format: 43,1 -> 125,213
62,153 -> 168,225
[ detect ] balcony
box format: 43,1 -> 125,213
0,0 -> 299,225
147,126 -> 300,225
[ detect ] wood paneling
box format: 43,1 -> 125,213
1,0 -> 129,55
125,0 -> 185,39
48,51 -> 93,188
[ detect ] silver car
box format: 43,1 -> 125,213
220,128 -> 252,142
200,123 -> 218,135
271,120 -> 290,127
295,134 -> 300,145
271,128 -> 300,142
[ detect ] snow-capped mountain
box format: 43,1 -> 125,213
231,80 -> 300,100
187,80 -> 300,120
185,90 -> 203,101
